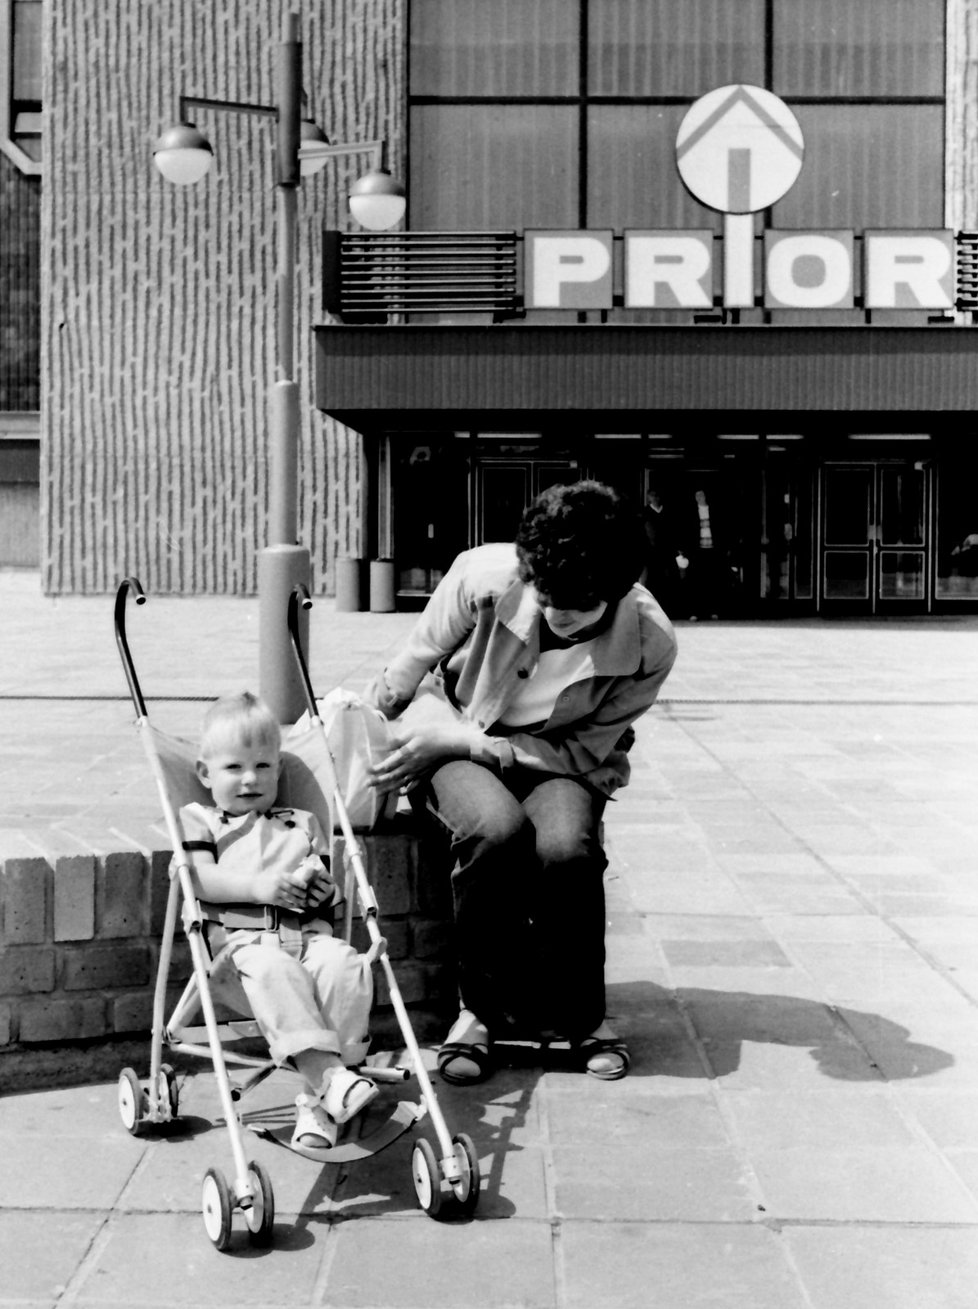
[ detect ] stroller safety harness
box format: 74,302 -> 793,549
112,578 -> 481,1250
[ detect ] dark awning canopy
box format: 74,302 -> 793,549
314,324 -> 978,430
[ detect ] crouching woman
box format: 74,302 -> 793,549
367,480 -> 677,1082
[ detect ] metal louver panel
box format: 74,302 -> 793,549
323,230 -> 521,317
956,233 -> 978,310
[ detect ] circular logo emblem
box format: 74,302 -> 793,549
676,84 -> 805,214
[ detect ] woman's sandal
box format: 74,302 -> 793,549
437,1012 -> 492,1085
577,1036 -> 631,1081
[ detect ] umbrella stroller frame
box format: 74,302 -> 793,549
111,578 -> 479,1250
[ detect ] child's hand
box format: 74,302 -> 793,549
303,867 -> 334,910
253,858 -> 333,913
290,855 -> 334,912
291,855 -> 322,889
253,867 -> 314,913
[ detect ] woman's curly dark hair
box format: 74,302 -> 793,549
515,480 -> 644,608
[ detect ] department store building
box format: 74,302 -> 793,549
25,1 -> 978,617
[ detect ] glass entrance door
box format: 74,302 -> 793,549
820,462 -> 929,613
474,456 -> 581,544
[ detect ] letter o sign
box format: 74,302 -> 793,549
764,232 -> 854,309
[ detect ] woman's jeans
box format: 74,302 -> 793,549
421,761 -> 608,1040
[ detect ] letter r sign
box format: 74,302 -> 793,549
863,230 -> 955,309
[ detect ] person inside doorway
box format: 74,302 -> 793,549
951,531 -> 978,575
686,487 -> 722,620
641,485 -> 684,617
364,481 -> 677,1082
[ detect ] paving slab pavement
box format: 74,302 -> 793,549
2,570 -> 978,1306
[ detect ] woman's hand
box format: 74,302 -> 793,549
369,722 -> 480,793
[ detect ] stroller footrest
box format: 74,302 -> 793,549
251,1098 -> 426,1163
169,1021 -> 263,1043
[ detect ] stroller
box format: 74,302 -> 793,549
112,578 -> 480,1250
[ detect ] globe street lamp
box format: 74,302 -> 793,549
153,10 -> 405,722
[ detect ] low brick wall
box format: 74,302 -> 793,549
0,819 -> 455,1089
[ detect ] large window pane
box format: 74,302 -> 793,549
393,438 -> 469,598
937,461 -> 978,599
588,106 -> 722,230
12,0 -> 42,103
410,105 -> 578,229
2,0 -> 42,169
589,0 -> 765,96
823,551 -> 870,600
879,552 -> 925,600
879,466 -> 925,546
824,467 -> 871,546
773,0 -> 944,97
772,106 -> 944,229
410,0 -> 579,96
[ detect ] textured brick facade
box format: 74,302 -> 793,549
946,0 -> 978,232
40,0 -> 405,595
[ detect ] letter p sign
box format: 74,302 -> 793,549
525,232 -> 614,309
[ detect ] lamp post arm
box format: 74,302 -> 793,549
178,94 -> 277,121
296,138 -> 388,171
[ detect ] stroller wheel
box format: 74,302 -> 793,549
201,1167 -> 234,1252
450,1133 -> 481,1217
117,1067 -> 145,1136
243,1160 -> 275,1247
158,1064 -> 179,1121
411,1138 -> 444,1218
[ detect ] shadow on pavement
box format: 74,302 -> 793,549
608,981 -> 955,1083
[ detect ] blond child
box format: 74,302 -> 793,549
179,691 -> 376,1149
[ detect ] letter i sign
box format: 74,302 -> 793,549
676,84 -> 805,308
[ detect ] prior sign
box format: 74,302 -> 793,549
525,229 -> 956,311
522,82 -> 956,312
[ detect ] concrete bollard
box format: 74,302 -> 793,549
335,557 -> 365,612
369,559 -> 396,612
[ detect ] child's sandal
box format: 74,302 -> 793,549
321,1066 -> 379,1124
292,1092 -> 338,1150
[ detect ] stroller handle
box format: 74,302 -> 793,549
114,576 -> 149,718
287,583 -> 318,718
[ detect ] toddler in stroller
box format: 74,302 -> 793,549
182,690 -> 378,1151
113,577 -> 481,1250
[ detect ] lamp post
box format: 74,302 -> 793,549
153,10 -> 405,722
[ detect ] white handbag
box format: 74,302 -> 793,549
286,689 -> 399,831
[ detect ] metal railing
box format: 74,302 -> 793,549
323,229 -> 521,320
